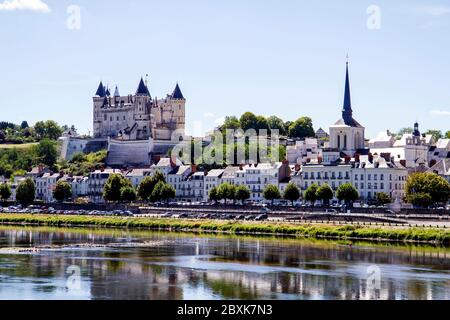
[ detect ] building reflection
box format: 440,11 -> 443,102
0,228 -> 449,300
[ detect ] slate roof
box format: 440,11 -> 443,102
172,83 -> 185,100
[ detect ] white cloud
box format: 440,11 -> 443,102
414,5 -> 450,16
203,112 -> 215,118
0,0 -> 50,12
430,110 -> 450,116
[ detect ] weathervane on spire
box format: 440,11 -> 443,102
346,53 -> 350,65
145,74 -> 149,87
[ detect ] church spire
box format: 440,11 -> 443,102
342,60 -> 353,124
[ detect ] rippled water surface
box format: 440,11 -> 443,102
0,226 -> 449,300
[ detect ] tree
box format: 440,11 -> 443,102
316,184 -> 334,206
288,117 -> 315,139
159,183 -> 176,204
33,120 -> 63,140
34,139 -> 58,169
255,116 -> 269,131
53,180 -> 72,202
20,121 -> 29,129
425,130 -> 443,141
209,186 -> 220,203
267,116 -> 287,136
283,183 -> 300,205
239,112 -> 258,131
103,174 -> 131,202
137,171 -> 166,201
405,172 -> 450,207
0,183 -> 12,202
221,116 -> 241,131
304,183 -> 319,206
235,185 -> 251,204
446,131 -> 450,139
217,183 -> 237,204
121,186 -> 137,203
336,183 -> 359,205
263,184 -> 281,205
396,127 -> 412,139
16,178 -> 35,206
150,181 -> 165,203
376,192 -> 392,206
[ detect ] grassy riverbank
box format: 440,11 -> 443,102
1,214 -> 449,245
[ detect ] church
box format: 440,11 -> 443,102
328,61 -> 366,157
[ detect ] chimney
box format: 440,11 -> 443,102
354,154 -> 360,163
170,154 -> 178,168
294,164 -> 301,172
380,153 -> 391,162
368,153 -> 374,163
317,156 -> 323,164
344,156 -> 351,164
38,164 -> 44,174
191,164 -> 197,174
239,164 -> 243,170
400,160 -> 406,167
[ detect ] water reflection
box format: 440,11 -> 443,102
0,227 -> 449,300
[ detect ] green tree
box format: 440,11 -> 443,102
121,186 -> 137,203
425,130 -> 443,141
336,183 -> 359,205
137,171 -> 166,201
263,184 -> 281,205
405,172 -> 450,207
445,130 -> 450,139
159,183 -> 176,204
407,193 -> 433,208
267,116 -> 287,136
316,184 -> 334,206
16,178 -> 35,206
304,183 -> 319,206
103,174 -> 131,202
20,121 -> 29,129
221,116 -> 241,131
33,120 -> 63,140
217,183 -> 237,204
255,116 -> 269,131
396,127 -> 413,139
34,139 -> 58,169
283,183 -> 300,205
376,192 -> 392,206
239,112 -> 258,131
53,180 -> 72,202
209,186 -> 220,203
0,183 -> 12,202
288,117 -> 315,139
235,185 -> 251,204
150,181 -> 165,203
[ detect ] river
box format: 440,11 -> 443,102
0,226 -> 449,300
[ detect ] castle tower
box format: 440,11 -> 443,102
329,61 -> 365,156
93,81 -> 106,138
171,83 -> 186,131
134,77 -> 152,139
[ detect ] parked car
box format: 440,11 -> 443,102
255,214 -> 268,221
244,215 -> 256,221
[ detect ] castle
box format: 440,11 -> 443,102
93,77 -> 186,141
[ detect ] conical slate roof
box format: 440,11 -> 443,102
95,81 -> 106,97
114,86 -> 120,97
136,77 -> 151,97
172,83 -> 185,100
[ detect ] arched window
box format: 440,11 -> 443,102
337,135 -> 341,149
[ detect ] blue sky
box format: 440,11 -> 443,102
0,0 -> 449,138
